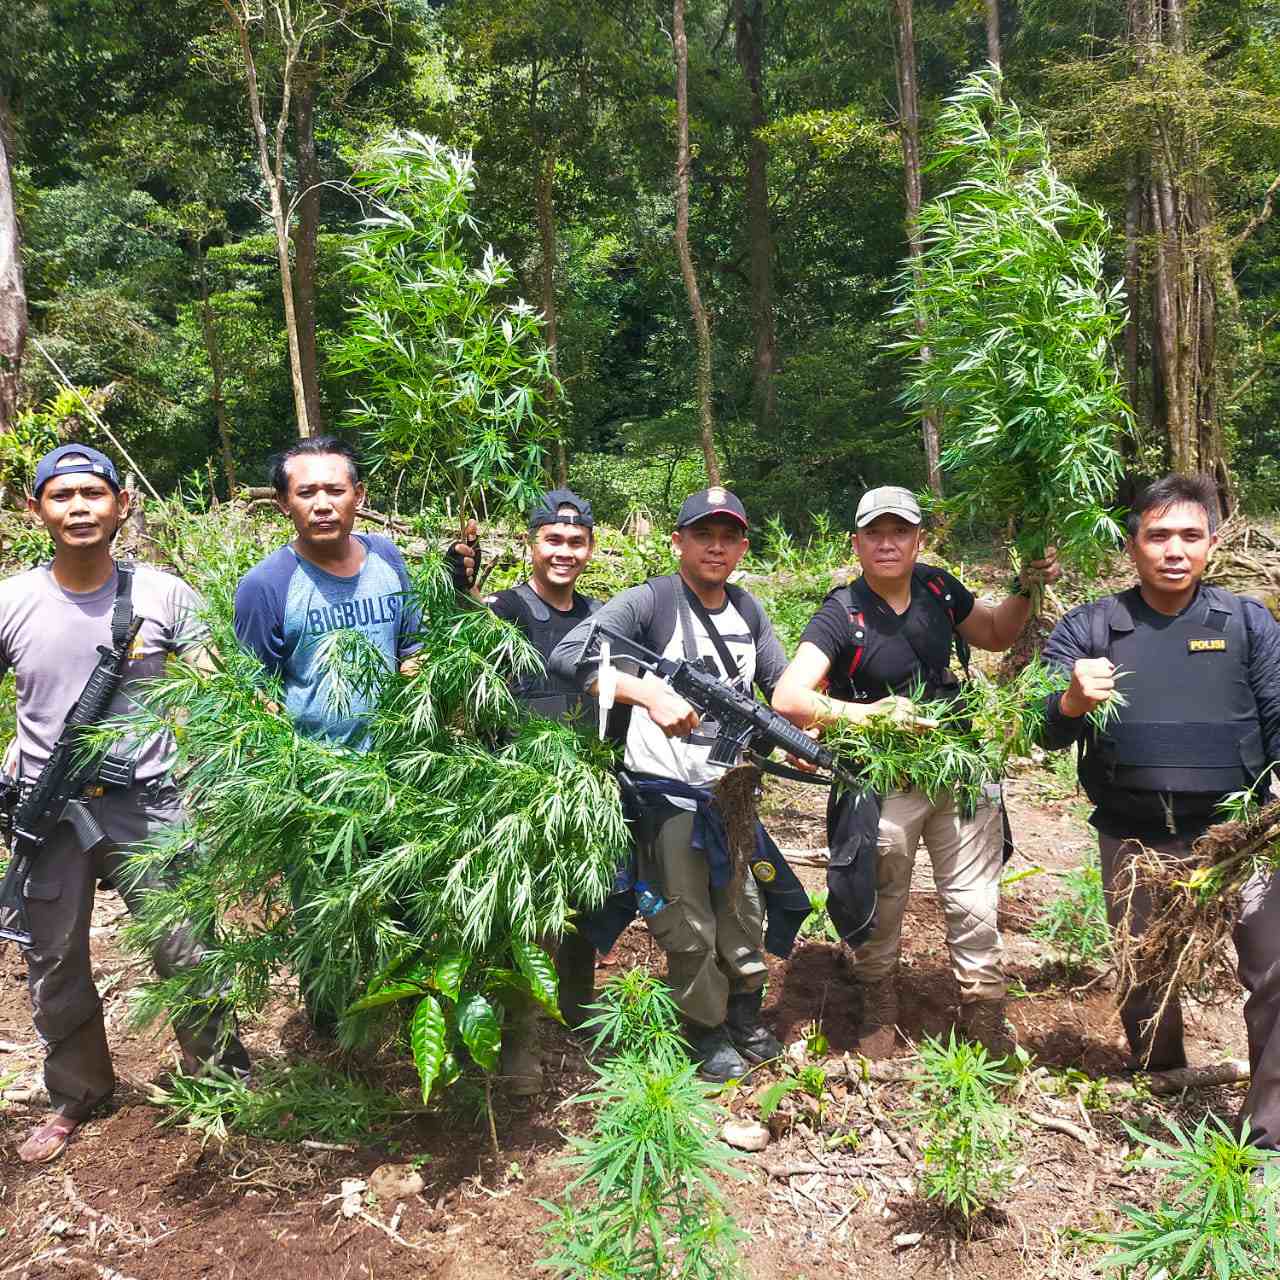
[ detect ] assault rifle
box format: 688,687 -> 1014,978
585,623 -> 857,789
0,613 -> 144,947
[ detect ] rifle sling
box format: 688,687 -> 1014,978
677,582 -> 746,685
111,563 -> 135,649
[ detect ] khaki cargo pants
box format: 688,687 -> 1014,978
638,804 -> 767,1029
852,786 -> 1005,1002
20,780 -> 248,1120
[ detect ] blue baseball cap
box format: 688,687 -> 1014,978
33,444 -> 122,497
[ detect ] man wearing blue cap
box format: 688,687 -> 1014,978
448,488 -> 607,1093
0,445 -> 248,1164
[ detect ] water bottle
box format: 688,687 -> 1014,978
634,880 -> 667,918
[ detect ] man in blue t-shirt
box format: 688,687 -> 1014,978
234,436 -> 419,1032
234,437 -> 419,748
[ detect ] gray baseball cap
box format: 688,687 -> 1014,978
855,485 -> 922,528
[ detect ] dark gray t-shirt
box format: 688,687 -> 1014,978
0,563 -> 207,782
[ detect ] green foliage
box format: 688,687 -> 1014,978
331,132 -> 558,511
538,1052 -> 746,1279
580,968 -> 688,1062
108,501 -> 627,1106
1093,1115 -> 1280,1279
890,71 -> 1130,573
1031,856 -> 1111,975
149,1061 -> 408,1145
798,890 -> 840,943
756,1064 -> 829,1127
906,1031 -> 1022,1224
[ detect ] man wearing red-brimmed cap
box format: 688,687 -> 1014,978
550,486 -> 793,1082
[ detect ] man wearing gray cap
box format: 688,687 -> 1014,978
773,485 -> 1058,1057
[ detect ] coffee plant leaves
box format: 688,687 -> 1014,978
512,940 -> 562,1022
345,978 -> 430,1014
457,993 -> 502,1072
410,993 -> 448,1102
429,950 -> 470,1002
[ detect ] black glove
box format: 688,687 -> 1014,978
444,539 -> 480,591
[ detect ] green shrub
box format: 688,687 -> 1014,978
1094,1114 -> 1280,1278
1031,856 -> 1110,975
906,1031 -> 1022,1224
580,968 -> 687,1062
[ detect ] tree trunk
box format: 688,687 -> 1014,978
195,246 -> 237,494
673,0 -> 721,486
535,140 -> 568,485
1123,164 -> 1142,425
0,92 -> 27,436
892,0 -> 942,496
291,74 -> 324,435
734,0 -> 777,432
223,0 -> 312,439
984,0 -> 1001,72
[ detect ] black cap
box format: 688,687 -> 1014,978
675,486 -> 748,530
529,487 -> 594,531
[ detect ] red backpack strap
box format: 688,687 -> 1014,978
847,610 -> 867,679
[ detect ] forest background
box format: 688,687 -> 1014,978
1,0 -> 1279,530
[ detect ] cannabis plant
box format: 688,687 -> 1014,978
1031,856 -> 1111,976
906,1031 -> 1023,1224
889,70 -> 1130,577
331,131 -> 559,508
110,502 -> 627,1111
539,1052 -> 746,1280
1095,1115 -> 1280,1279
579,968 -> 688,1063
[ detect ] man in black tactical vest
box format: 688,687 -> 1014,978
1042,474 -> 1280,1145
448,488 -> 604,1093
549,487 -> 795,1083
773,486 -> 1059,1059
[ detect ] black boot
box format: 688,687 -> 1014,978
686,1023 -> 749,1083
556,930 -> 596,1030
726,990 -> 783,1064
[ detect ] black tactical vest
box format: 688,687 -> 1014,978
1079,585 -> 1264,824
504,583 -> 601,721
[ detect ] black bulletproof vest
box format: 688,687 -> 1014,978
506,583 -> 601,721
827,568 -> 967,705
1079,586 -> 1264,823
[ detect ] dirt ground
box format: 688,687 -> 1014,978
0,762 -> 1254,1280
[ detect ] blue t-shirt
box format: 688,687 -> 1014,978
233,534 -> 420,748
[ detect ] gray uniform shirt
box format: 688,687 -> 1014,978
548,579 -> 788,802
0,563 -> 207,782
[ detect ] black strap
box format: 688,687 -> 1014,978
111,564 -> 134,648
678,582 -> 746,684
512,581 -> 552,624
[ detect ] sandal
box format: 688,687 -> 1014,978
17,1114 -> 79,1164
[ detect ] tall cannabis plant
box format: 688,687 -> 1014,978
331,131 -> 559,509
889,70 -> 1131,575
111,502 -> 626,1106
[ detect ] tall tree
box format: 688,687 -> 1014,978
0,90 -> 24,435
673,0 -> 721,485
985,0 -> 1002,72
891,0 -> 942,496
291,72 -> 324,435
734,0 -> 777,431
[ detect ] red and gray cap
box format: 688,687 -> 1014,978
855,485 -> 921,529
676,486 -> 748,530
33,444 -> 122,497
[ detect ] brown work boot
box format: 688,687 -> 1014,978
959,998 -> 1016,1060
501,999 -> 544,1096
852,974 -> 900,1059
17,1113 -> 78,1164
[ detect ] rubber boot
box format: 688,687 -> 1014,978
686,1024 -> 748,1083
501,994 -> 544,1096
852,973 -> 900,1059
725,990 -> 783,1064
556,930 -> 596,1030
958,997 -> 1016,1060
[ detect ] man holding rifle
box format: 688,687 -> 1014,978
550,487 -> 795,1081
0,445 -> 247,1164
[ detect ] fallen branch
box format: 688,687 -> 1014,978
1116,1059 -> 1250,1096
1027,1111 -> 1097,1149
761,1162 -> 828,1180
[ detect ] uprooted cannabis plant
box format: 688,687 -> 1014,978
889,70 -> 1130,582
104,502 -> 627,1110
